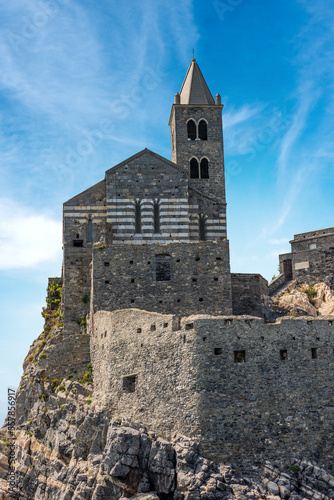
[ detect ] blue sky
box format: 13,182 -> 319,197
1,0 -> 334,424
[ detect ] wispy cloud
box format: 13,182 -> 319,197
0,198 -> 61,270
277,82 -> 317,176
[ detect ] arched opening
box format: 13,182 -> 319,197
187,120 -> 197,141
190,158 -> 199,178
200,158 -> 209,179
153,201 -> 160,234
199,216 -> 206,241
135,201 -> 141,234
198,120 -> 207,140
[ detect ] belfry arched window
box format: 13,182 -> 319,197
153,199 -> 160,234
187,120 -> 196,141
135,200 -> 141,234
199,215 -> 206,241
198,120 -> 207,140
200,158 -> 209,179
190,158 -> 199,178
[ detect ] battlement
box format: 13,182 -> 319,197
292,226 -> 334,241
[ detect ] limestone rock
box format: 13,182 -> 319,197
277,290 -> 317,316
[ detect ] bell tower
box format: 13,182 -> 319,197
169,59 -> 226,204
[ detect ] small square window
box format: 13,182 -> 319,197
73,240 -> 83,247
163,323 -> 168,328
185,323 -> 194,330
234,350 -> 246,363
151,324 -> 156,331
214,348 -> 223,355
123,375 -> 137,393
137,328 -> 142,333
308,243 -> 317,250
280,350 -> 288,361
104,262 -> 110,267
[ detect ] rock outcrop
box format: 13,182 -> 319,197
1,380 -> 334,499
271,282 -> 334,317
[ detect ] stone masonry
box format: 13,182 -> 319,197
91,309 -> 334,471
91,241 -> 232,317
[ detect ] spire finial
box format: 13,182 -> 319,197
192,48 -> 196,62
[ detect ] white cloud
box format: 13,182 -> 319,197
0,199 -> 62,270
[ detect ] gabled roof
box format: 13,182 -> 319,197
105,148 -> 188,176
180,59 -> 215,105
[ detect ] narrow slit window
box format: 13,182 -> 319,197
200,158 -> 209,179
153,201 -> 160,233
135,202 -> 141,234
198,120 -> 207,140
88,219 -> 93,242
187,120 -> 197,140
190,158 -> 199,178
199,217 -> 206,241
311,348 -> 318,359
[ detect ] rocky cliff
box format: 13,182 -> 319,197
1,383 -> 334,500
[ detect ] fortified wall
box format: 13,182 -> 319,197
91,309 -> 334,471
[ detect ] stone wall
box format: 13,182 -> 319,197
91,309 -> 202,441
231,273 -> 268,317
91,309 -> 334,471
91,240 -> 232,316
62,247 -> 92,334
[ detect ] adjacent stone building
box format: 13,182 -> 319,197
279,227 -> 334,286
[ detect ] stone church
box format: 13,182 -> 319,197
62,59 -> 238,333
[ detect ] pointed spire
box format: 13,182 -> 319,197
179,59 -> 215,105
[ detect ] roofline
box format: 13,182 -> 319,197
63,179 -> 105,205
105,148 -> 189,176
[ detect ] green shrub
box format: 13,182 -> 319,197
58,385 -> 66,392
39,353 -> 47,359
81,295 -> 89,304
289,465 -> 300,475
51,379 -> 59,390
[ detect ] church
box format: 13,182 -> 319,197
60,59 -> 252,333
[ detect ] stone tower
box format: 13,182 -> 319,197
169,58 -> 226,205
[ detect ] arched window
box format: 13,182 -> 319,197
199,216 -> 206,241
135,201 -> 141,234
187,120 -> 196,141
198,120 -> 207,140
88,219 -> 93,242
190,158 -> 199,178
200,158 -> 209,179
153,200 -> 160,234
